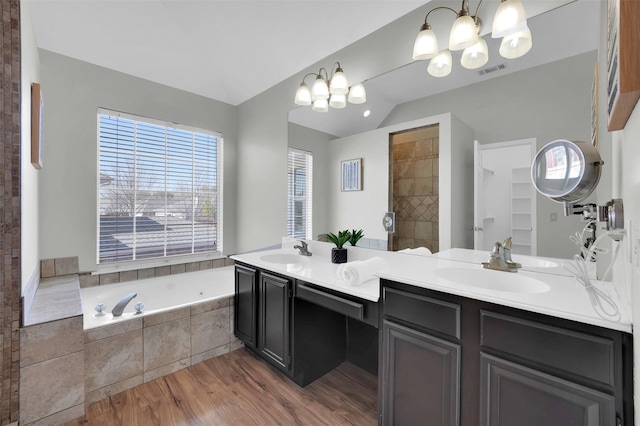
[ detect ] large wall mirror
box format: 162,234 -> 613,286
288,0 -> 603,260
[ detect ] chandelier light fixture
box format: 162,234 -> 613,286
294,62 -> 366,112
412,0 -> 532,77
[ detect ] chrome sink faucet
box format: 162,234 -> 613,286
482,241 -> 518,272
293,240 -> 312,256
112,292 -> 137,317
502,237 -> 522,269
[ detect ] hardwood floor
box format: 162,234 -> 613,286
66,348 -> 378,425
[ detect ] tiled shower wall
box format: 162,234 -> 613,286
0,1 -> 22,423
392,125 -> 440,253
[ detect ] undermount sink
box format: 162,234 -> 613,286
512,256 -> 559,269
434,267 -> 551,294
260,253 -> 307,264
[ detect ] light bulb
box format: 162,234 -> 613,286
311,75 -> 329,100
492,0 -> 528,38
294,82 -> 311,106
449,15 -> 479,51
461,37 -> 488,69
413,25 -> 439,60
312,98 -> 329,112
427,50 -> 452,77
329,94 -> 346,109
348,83 -> 366,104
329,68 -> 349,95
499,27 -> 532,59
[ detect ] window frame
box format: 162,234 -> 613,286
96,108 -> 224,272
287,148 -> 313,240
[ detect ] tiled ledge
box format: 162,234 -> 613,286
79,257 -> 235,288
24,274 -> 82,327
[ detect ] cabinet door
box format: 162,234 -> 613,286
234,265 -> 257,349
381,319 -> 460,426
259,272 -> 291,371
480,353 -> 615,426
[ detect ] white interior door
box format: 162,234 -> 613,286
474,139 -> 537,255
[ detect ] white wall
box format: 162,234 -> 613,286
20,0 -> 41,293
615,102 -> 640,425
38,50 -> 238,271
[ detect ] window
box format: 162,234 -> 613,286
287,148 -> 313,239
98,109 -> 223,264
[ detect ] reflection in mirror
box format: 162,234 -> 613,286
288,0 -> 603,260
531,139 -> 603,214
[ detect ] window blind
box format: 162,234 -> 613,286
287,148 -> 313,240
98,110 -> 222,264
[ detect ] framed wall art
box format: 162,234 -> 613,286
341,158 -> 362,191
31,82 -> 44,169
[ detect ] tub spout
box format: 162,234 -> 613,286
112,292 -> 137,317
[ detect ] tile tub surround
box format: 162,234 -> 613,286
20,275 -> 85,425
83,292 -> 240,405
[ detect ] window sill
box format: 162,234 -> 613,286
96,251 -> 226,275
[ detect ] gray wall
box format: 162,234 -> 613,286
38,50 -> 238,271
21,0 -> 41,292
235,8 -> 425,253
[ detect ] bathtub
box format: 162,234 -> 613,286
81,265 -> 235,330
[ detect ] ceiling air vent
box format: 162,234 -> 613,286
478,64 -> 507,76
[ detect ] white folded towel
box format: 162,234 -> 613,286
398,247 -> 432,256
337,257 -> 388,286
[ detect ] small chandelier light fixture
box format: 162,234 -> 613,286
413,0 -> 532,77
294,62 -> 366,112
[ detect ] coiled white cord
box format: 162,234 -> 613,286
563,227 -> 624,321
569,220 -> 600,261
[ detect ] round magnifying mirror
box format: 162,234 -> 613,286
531,140 -> 603,205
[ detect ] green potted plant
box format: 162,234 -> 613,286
326,230 -> 351,264
348,229 -> 364,246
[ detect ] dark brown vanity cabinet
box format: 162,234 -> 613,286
379,279 -> 633,426
234,264 -> 258,349
258,271 -> 292,372
380,286 -> 462,426
234,264 -> 369,387
234,264 -> 293,373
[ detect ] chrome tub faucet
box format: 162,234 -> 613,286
293,240 -> 312,256
112,292 -> 137,317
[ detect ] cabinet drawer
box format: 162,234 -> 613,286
383,287 -> 460,339
481,311 -> 615,387
296,283 -> 364,321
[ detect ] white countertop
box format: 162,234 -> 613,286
231,242 -> 632,334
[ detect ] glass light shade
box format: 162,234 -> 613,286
461,37 -> 489,69
312,98 -> 329,112
427,49 -> 452,77
329,94 -> 347,109
294,82 -> 311,106
492,0 -> 528,38
311,76 -> 329,100
329,69 -> 349,95
412,27 -> 439,60
449,15 -> 479,51
499,27 -> 532,59
348,83 -> 366,104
